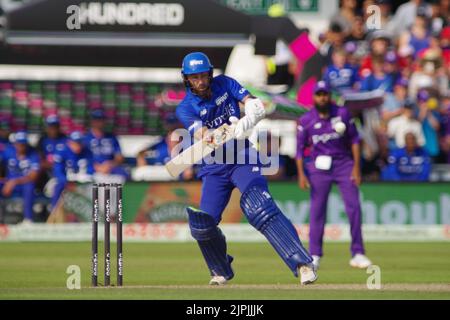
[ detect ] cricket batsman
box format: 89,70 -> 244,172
175,52 -> 317,285
296,81 -> 372,270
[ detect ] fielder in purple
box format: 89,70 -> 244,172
176,52 -> 317,285
296,81 -> 372,269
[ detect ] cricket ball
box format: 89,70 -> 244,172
334,122 -> 346,135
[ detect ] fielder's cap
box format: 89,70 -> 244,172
417,89 -> 430,102
314,81 -> 330,94
14,130 -> 28,144
45,114 -> 60,126
69,131 -> 84,142
90,109 -> 105,120
385,51 -> 397,63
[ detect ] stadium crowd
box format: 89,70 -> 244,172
316,0 -> 449,182
268,0 -> 449,181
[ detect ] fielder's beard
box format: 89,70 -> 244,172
315,103 -> 330,114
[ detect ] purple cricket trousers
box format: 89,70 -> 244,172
306,156 -> 365,257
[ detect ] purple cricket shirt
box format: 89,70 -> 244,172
296,104 -> 360,161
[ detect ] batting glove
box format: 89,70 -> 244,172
230,116 -> 253,140
244,98 -> 266,125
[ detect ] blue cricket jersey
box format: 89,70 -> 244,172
1,145 -> 40,179
176,74 -> 255,177
0,137 -> 9,154
38,134 -> 67,164
323,64 -> 359,92
84,131 -> 122,164
143,139 -> 171,165
53,144 -> 94,182
381,147 -> 431,181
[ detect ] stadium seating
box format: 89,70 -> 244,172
0,80 -> 185,135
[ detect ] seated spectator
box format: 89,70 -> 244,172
381,132 -> 431,181
85,109 -> 128,179
359,30 -> 391,78
382,77 -> 409,123
417,89 -> 441,158
52,131 -> 94,210
360,57 -> 396,93
408,45 -> 447,101
323,47 -> 359,94
0,131 -> 40,223
387,99 -> 426,149
343,13 -> 367,45
398,14 -> 431,60
343,41 -> 362,68
383,51 -> 401,79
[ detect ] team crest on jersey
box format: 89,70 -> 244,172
200,109 -> 207,116
314,123 -> 322,129
215,92 -> 228,106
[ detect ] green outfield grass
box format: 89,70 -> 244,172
0,242 -> 449,299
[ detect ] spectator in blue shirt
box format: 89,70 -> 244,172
323,47 -> 359,94
52,131 -> 94,209
360,58 -> 396,93
382,132 -> 431,181
0,131 -> 40,223
416,89 -> 441,158
85,109 -> 127,178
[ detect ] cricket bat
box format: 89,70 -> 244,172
165,120 -> 239,178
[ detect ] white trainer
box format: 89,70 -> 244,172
349,254 -> 372,269
299,263 -> 318,285
209,276 -> 227,286
312,255 -> 321,270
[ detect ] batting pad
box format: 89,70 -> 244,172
240,185 -> 312,276
187,207 -> 234,280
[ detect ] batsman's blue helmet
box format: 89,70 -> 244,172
181,52 -> 213,75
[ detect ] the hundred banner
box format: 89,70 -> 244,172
53,182 -> 450,225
